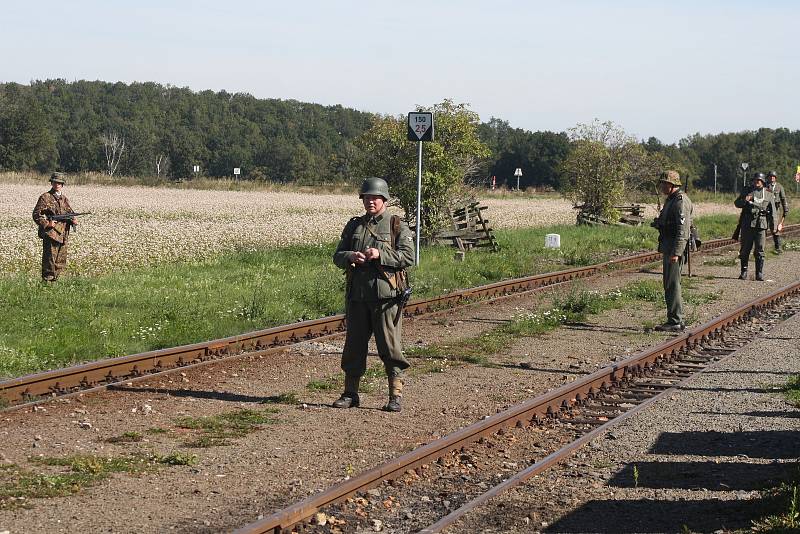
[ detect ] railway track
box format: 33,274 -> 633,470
234,278 -> 800,534
1,226 -> 797,410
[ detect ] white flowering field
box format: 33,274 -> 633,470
0,181 -> 738,276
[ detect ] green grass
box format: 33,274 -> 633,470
2,211 -> 798,378
0,453 -> 193,508
782,375 -> 800,408
175,408 -> 279,447
306,364 -> 386,394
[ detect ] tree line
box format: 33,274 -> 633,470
1,79 -> 798,192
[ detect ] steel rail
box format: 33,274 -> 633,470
1,225 -> 796,409
234,278 -> 800,534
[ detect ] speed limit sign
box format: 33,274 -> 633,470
407,112 -> 434,142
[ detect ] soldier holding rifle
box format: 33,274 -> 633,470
651,171 -> 693,332
767,170 -> 789,253
734,172 -> 777,281
332,177 -> 415,412
32,173 -> 85,282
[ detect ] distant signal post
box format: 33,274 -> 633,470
407,112 -> 434,264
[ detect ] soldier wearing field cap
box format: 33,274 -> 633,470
734,172 -> 776,281
32,173 -> 78,282
651,170 -> 693,332
766,170 -> 788,253
332,177 -> 416,412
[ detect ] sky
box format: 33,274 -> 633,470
3,0 -> 799,143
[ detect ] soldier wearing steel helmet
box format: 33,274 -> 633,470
766,170 -> 788,253
332,177 -> 416,412
734,172 -> 776,281
32,172 -> 78,282
651,170 -> 693,332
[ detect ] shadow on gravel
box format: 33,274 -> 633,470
647,430 -> 800,459
545,497 -> 769,533
608,460 -> 793,490
690,409 -> 800,419
562,322 -> 644,334
108,384 -> 266,403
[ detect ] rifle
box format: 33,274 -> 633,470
48,212 -> 90,222
47,212 -> 90,234
393,287 -> 413,326
732,211 -> 743,241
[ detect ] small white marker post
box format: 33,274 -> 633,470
407,112 -> 434,265
514,167 -> 523,191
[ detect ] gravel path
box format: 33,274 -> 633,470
0,246 -> 797,533
469,309 -> 800,533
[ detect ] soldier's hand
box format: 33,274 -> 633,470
670,255 -> 680,263
350,251 -> 367,264
364,247 -> 380,261
778,222 -> 784,232
70,217 -> 77,225
746,194 -> 753,201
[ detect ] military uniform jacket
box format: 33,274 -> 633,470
334,211 -> 415,301
769,182 -> 788,219
734,187 -> 775,231
655,189 -> 693,257
32,190 -> 75,244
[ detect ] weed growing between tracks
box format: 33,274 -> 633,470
1,212 -> 797,379
0,452 -> 196,509
406,280 -> 670,364
174,407 -> 279,447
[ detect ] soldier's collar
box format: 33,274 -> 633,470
363,211 -> 386,224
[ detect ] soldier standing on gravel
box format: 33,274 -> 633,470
735,172 -> 777,281
651,170 -> 693,332
32,173 -> 78,282
332,177 -> 415,412
766,171 -> 788,253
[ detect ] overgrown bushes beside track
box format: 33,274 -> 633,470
1,213 -> 798,378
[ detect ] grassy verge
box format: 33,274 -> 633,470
1,212 -> 797,378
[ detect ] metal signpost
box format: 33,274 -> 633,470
740,162 -> 748,191
713,163 -> 717,196
514,168 -> 523,190
193,165 -> 200,179
407,112 -> 434,264
233,167 -> 241,180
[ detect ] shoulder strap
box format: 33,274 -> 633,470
390,215 -> 401,249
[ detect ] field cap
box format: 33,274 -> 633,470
659,170 -> 681,187
50,172 -> 66,184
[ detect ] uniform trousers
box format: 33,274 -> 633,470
342,299 -> 410,378
662,254 -> 685,326
42,239 -> 67,281
739,227 -> 766,262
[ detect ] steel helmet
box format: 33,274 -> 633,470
766,170 -> 777,179
751,172 -> 766,184
658,170 -> 681,187
359,177 -> 390,200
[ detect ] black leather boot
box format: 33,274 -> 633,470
775,235 -> 783,254
738,259 -> 748,280
332,376 -> 360,408
382,376 -> 403,412
755,258 -> 765,281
